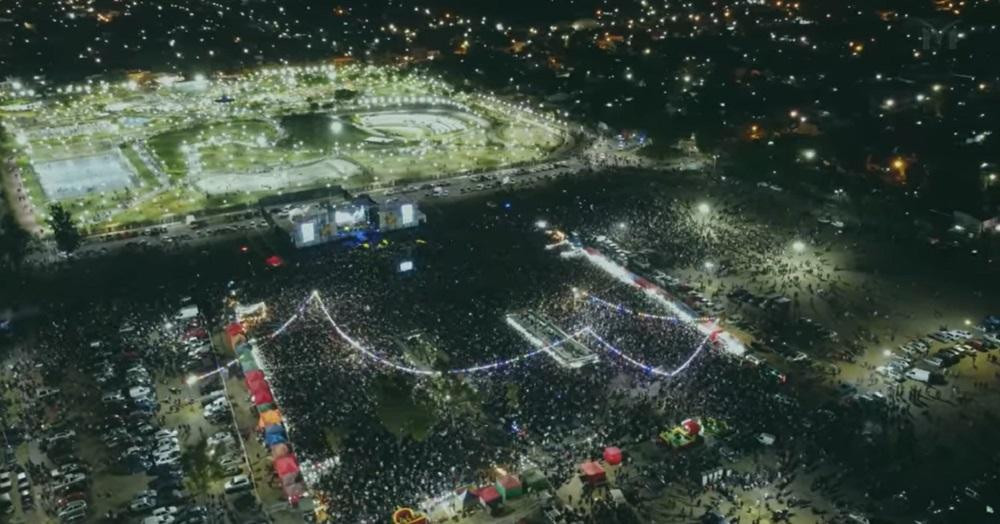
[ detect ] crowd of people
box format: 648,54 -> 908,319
3,170 -> 997,523
238,184 -> 868,521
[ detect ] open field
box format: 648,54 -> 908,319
0,64 -> 570,233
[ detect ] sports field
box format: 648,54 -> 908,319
0,64 -> 570,232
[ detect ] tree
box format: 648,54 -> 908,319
47,203 -> 81,254
0,213 -> 31,267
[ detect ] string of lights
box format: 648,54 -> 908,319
216,289 -> 717,381
584,328 -> 713,378
312,291 -> 575,376
582,292 -> 682,322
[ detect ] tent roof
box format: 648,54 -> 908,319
265,255 -> 285,268
253,388 -> 274,406
264,424 -> 286,437
580,461 -> 605,476
498,474 -> 521,489
258,409 -> 282,428
274,455 -> 299,477
478,486 -> 501,503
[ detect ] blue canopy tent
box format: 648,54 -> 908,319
264,424 -> 288,447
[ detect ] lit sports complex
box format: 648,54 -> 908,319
0,64 -> 571,232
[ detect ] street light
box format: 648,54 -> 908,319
792,240 -> 806,253
703,261 -> 715,270
697,202 -> 710,214
801,149 -> 816,161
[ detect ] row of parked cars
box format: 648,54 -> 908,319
92,343 -> 208,524
879,330 -> 997,383
10,388 -> 94,523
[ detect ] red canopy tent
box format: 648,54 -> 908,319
580,461 -> 607,486
225,323 -> 245,337
243,369 -> 264,388
243,370 -> 267,394
603,446 -> 623,466
274,455 -> 300,478
682,418 -> 702,437
249,379 -> 272,396
252,387 -> 274,406
224,323 -> 246,350
477,486 -> 502,507
265,255 -> 285,268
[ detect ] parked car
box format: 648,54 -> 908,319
223,475 -> 251,494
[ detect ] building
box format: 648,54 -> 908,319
264,187 -> 425,248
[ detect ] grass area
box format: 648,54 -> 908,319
147,129 -> 191,181
120,143 -> 160,188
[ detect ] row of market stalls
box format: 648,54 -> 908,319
414,450 -> 628,520
415,468 -> 553,520
228,322 -> 309,506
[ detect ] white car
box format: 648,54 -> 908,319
58,500 -> 87,517
223,474 -> 251,493
61,472 -> 87,486
129,386 -> 153,399
152,506 -> 179,518
756,433 -> 776,446
130,496 -> 156,513
207,432 -> 235,448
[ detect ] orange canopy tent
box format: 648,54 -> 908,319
258,409 -> 283,429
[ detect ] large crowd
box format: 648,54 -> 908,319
3,171 -> 997,523
237,187 -> 859,521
